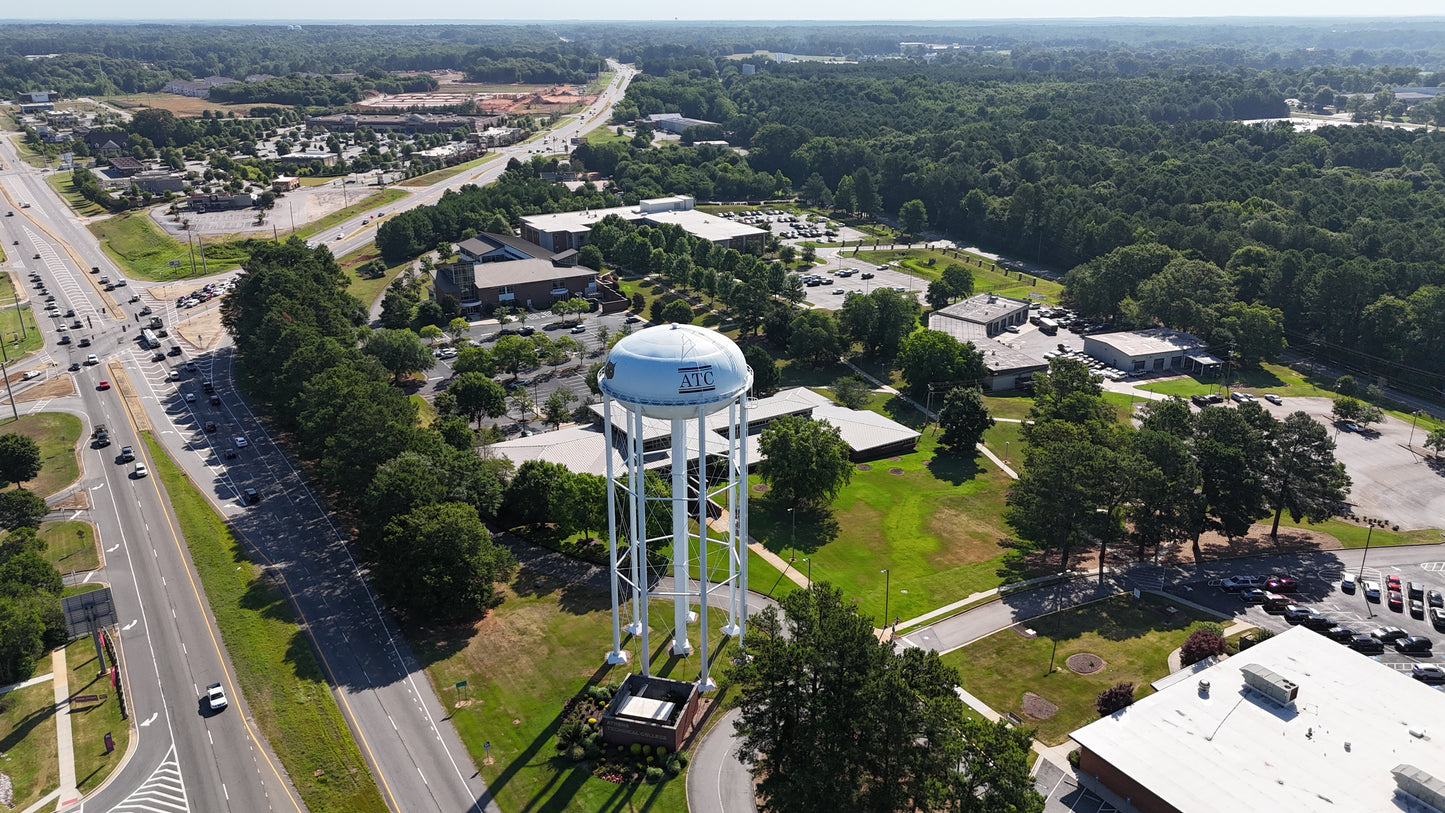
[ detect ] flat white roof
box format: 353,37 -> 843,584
519,203 -> 765,244
485,426 -> 622,478
618,695 -> 675,723
1083,328 -> 1206,358
932,293 -> 1029,325
1071,627 -> 1445,813
638,209 -> 766,243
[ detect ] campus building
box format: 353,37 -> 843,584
518,196 -> 767,254
1071,627 -> 1445,813
928,293 -> 1031,343
1082,328 -> 1220,375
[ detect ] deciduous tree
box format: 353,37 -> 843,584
0,434 -> 42,488
938,386 -> 994,452
362,328 -> 435,383
1262,411 -> 1351,539
374,502 -> 515,621
758,415 -> 852,509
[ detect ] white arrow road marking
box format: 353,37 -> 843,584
69,510 -> 82,520
122,620 -> 137,631
107,544 -> 119,552
89,484 -> 106,491
140,712 -> 158,727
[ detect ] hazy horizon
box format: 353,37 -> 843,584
5,6 -> 1445,23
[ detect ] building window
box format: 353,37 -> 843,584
1133,360 -> 1145,371
1153,358 -> 1165,371
500,285 -> 513,294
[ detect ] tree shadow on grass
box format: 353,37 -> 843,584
751,496 -> 839,557
926,450 -> 983,486
881,393 -> 930,430
283,630 -> 330,685
237,572 -> 298,623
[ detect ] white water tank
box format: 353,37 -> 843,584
599,323 -> 751,419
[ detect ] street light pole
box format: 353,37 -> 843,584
1360,521 -> 1376,618
880,568 -> 890,641
1408,410 -> 1422,460
803,557 -> 811,590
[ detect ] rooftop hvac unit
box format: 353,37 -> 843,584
1241,663 -> 1298,704
1393,764 -> 1445,813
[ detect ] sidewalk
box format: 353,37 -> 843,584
51,648 -> 79,810
0,671 -> 53,696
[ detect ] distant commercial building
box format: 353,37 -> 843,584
433,246 -> 596,313
16,90 -> 58,104
277,151 -> 338,167
106,156 -> 145,176
1083,328 -> 1218,375
271,176 -> 300,192
162,76 -> 237,98
519,196 -> 766,254
645,113 -> 718,134
928,293 -> 1031,343
130,174 -> 188,195
306,112 -> 504,135
186,192 -> 254,212
1072,627 -> 1445,813
475,126 -> 523,147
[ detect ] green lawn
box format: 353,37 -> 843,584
87,211 -> 250,282
65,639 -> 129,794
0,272 -> 45,360
141,433 -> 388,813
852,247 -> 1063,303
337,245 -> 413,312
943,594 -> 1216,745
415,578 -> 743,813
749,428 -> 1016,626
1139,361 -> 1311,399
411,394 -> 437,428
399,154 -> 500,187
40,520 -> 98,572
44,171 -> 109,217
0,676 -> 58,810
293,188 -> 408,240
1274,516 -> 1441,547
0,412 -> 83,497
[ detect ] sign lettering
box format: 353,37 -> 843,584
677,364 -> 715,395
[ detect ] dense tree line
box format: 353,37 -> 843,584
208,73 -> 436,107
0,25 -> 592,97
221,239 -> 515,621
0,433 -> 65,684
1004,358 -> 1349,574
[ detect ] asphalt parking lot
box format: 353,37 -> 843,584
796,258 -> 925,309
1182,566 -> 1445,677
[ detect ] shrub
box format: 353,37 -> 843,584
631,292 -> 645,312
1096,682 -> 1136,716
629,743 -> 642,756
1181,628 -> 1227,666
642,745 -> 653,756
567,744 -> 586,762
645,766 -> 665,784
584,742 -> 603,760
1067,748 -> 1081,768
677,750 -> 689,767
664,756 -> 682,776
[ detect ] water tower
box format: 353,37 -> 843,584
600,323 -> 752,691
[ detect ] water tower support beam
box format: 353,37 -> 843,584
602,395 -> 629,665
670,419 -> 693,656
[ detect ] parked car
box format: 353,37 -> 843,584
1430,590 -> 1444,608
1412,664 -> 1445,683
1324,626 -> 1357,643
1395,636 -> 1433,654
206,683 -> 228,711
243,488 -> 260,505
1240,588 -> 1268,604
1411,598 -> 1426,618
1264,393 -> 1283,405
1266,577 -> 1300,593
1350,635 -> 1385,654
1219,575 -> 1261,591
1301,614 -> 1336,631
234,436 -> 248,449
1341,572 -> 1357,593
1408,581 -> 1425,599
1388,591 -> 1405,611
204,421 -> 217,433
1431,607 -> 1445,630
1283,605 -> 1316,623
1368,626 -> 1408,642
1387,574 -> 1402,592
1261,593 -> 1292,611
1362,580 -> 1382,600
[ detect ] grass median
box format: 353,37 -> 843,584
140,432 -> 388,813
0,272 -> 45,360
398,154 -> 500,187
88,211 -> 250,282
65,639 -> 129,794
293,188 -> 408,240
0,411 -> 82,497
40,520 -> 98,572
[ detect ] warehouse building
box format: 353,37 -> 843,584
928,293 -> 1031,343
1082,328 -> 1215,375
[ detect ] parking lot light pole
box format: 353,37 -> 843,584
1360,521 -> 1377,618
880,569 -> 890,641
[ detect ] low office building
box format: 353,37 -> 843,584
1071,627 -> 1445,813
277,152 -> 338,167
1082,328 -> 1210,375
186,192 -> 255,212
486,386 -> 919,478
645,113 -> 719,134
16,90 -> 58,104
928,293 -> 1031,343
976,339 -> 1048,392
457,232 -> 572,265
272,176 -> 300,192
433,257 -> 597,313
306,112 -> 503,134
519,196 -> 766,254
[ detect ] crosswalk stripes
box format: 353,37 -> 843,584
106,743 -> 189,812
26,398 -> 50,414
1421,562 -> 1445,572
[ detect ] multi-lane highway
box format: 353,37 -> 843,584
0,60 -> 635,812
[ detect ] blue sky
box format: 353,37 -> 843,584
6,2 -> 1445,21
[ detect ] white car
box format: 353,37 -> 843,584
133,463 -> 148,478
206,682 -> 228,711
234,436 -> 248,449
1362,580 -> 1382,600
85,354 -> 99,365
1341,572 -> 1357,592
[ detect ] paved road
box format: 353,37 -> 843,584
0,60 -> 639,813
2,157 -> 300,812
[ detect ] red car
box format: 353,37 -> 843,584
97,380 -> 111,390
1388,590 -> 1405,611
1387,574 -> 1402,592
1266,577 -> 1299,593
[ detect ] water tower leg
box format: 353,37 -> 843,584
603,397 -> 630,666
670,419 -> 693,656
